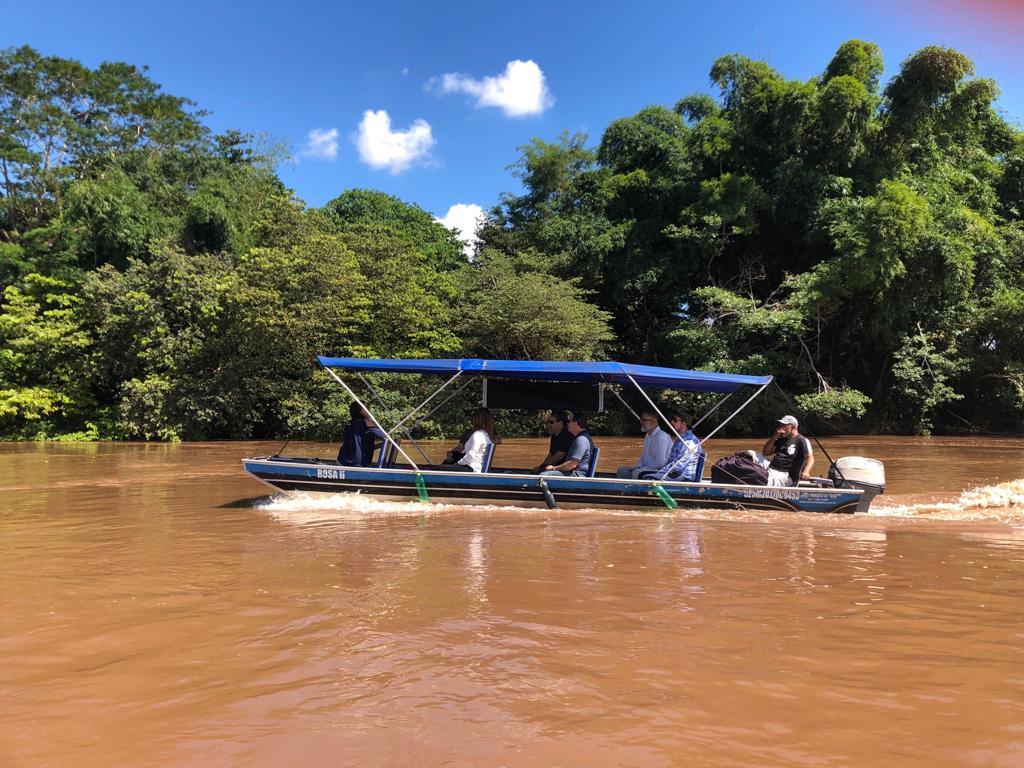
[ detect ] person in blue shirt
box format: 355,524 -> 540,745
337,402 -> 389,467
640,413 -> 704,481
540,412 -> 595,477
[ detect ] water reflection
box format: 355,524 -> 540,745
465,530 -> 488,606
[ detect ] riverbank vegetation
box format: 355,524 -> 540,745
2,41 -> 1022,439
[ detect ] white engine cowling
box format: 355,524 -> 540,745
830,456 -> 885,492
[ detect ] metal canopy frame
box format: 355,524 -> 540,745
623,374 -> 773,481
322,366 -> 423,471
321,358 -> 775,477
326,369 -> 472,470
355,372 -> 433,465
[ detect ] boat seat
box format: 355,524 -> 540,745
375,439 -> 400,469
693,451 -> 706,481
480,442 -> 495,473
587,446 -> 600,478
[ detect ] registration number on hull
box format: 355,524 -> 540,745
734,487 -> 804,501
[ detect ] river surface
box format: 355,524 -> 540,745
2,436 -> 1024,767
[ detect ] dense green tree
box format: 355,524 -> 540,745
482,38 -> 1024,434
457,249 -> 614,361
2,40 -> 1023,440
0,274 -> 92,436
323,189 -> 466,272
0,45 -> 205,240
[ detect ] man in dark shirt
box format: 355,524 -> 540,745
541,413 -> 595,477
761,415 -> 814,485
533,410 -> 574,473
338,402 -> 389,467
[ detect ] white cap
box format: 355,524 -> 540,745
777,415 -> 799,428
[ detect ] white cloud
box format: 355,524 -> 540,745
434,59 -> 553,117
436,203 -> 485,258
401,67 -> 410,77
300,127 -> 339,160
355,109 -> 434,173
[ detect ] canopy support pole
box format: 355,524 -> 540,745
697,380 -> 773,446
625,373 -> 704,477
691,392 -> 733,431
625,374 -> 682,440
376,375 -> 476,459
355,372 -> 433,465
608,385 -> 642,422
389,371 -> 464,435
323,366 -> 420,471
408,376 -> 475,428
689,380 -> 772,485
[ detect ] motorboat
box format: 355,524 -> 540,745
242,357 -> 885,514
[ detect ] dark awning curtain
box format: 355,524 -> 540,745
316,357 -> 772,394
486,380 -> 602,412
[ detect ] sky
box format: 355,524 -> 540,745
4,0 -> 1023,247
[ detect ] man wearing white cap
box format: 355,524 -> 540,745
760,415 -> 814,486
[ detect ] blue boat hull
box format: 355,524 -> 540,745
242,457 -> 869,514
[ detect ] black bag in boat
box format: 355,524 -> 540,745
711,452 -> 770,486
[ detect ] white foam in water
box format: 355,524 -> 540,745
258,491 -> 454,524
871,478 -> 1024,522
257,491 -> 638,524
256,479 -> 1024,525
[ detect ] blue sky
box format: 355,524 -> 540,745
5,0 -> 1022,241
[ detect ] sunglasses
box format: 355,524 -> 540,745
546,419 -> 560,425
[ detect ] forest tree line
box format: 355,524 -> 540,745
1,40 -> 1023,440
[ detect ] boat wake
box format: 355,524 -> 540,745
257,492 -> 454,524
870,478 -> 1024,523
254,479 -> 1024,526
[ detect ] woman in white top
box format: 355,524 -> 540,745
451,408 -> 494,473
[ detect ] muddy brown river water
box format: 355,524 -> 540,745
2,437 -> 1024,767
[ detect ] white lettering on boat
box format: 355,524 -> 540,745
315,467 -> 346,480
732,488 -> 805,501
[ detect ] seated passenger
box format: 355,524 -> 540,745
617,409 -> 673,479
533,410 -> 574,473
540,413 -> 594,477
711,416 -> 814,486
442,428 -> 475,465
338,402 -> 388,467
442,408 -> 495,473
760,415 -> 814,486
638,413 -> 703,481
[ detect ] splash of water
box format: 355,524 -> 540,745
256,479 -> 1024,526
257,491 -> 454,524
871,478 -> 1024,522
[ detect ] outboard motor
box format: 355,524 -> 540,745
829,456 -> 885,512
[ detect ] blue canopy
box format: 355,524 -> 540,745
317,357 -> 771,394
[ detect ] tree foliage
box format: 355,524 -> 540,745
3,40 -> 1024,440
0,48 -> 483,440
480,38 -> 1024,434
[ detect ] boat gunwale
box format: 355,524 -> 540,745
241,456 -> 865,498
